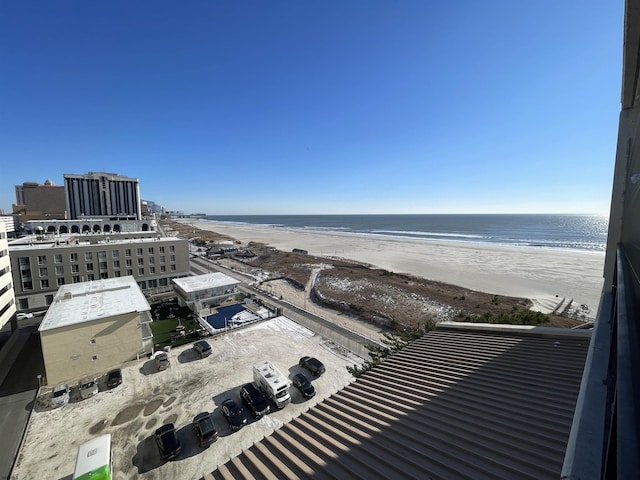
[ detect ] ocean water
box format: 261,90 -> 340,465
202,214 -> 609,253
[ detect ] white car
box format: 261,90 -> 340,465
51,383 -> 70,408
79,377 -> 98,400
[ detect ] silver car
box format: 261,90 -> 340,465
51,383 -> 70,408
78,377 -> 98,400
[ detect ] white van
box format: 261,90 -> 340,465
73,434 -> 112,480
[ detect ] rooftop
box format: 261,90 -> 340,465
9,234 -> 181,251
172,272 -> 240,293
38,276 -> 150,332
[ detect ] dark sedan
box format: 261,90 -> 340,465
292,373 -> 316,399
106,368 -> 122,389
299,356 -> 325,377
221,399 -> 247,431
155,423 -> 181,460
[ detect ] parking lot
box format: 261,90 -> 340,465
11,316 -> 362,480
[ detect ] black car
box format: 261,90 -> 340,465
193,340 -> 212,358
155,423 -> 181,460
192,412 -> 218,447
221,398 -> 247,431
292,373 -> 316,399
106,368 -> 122,389
240,383 -> 271,419
299,356 -> 325,377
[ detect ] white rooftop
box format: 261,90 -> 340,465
38,276 -> 150,332
173,272 -> 240,293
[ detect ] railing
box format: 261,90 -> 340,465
562,244 -> 640,479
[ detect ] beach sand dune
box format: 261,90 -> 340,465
177,219 -> 605,319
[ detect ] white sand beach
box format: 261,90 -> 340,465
180,220 -> 606,319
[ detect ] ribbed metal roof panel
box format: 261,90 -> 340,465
209,327 -> 589,480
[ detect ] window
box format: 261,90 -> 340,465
85,252 -> 92,261
55,266 -> 64,275
112,250 -> 119,258
126,259 -> 132,267
171,265 -> 176,271
126,269 -> 133,276
39,267 -> 48,277
170,255 -> 175,262
54,254 -> 62,263
138,268 -> 145,275
170,246 -> 175,252
160,265 -> 166,273
160,256 -> 165,264
71,265 -> 79,273
150,266 -> 155,274
86,263 -> 94,271
22,280 -> 33,290
45,294 -> 54,305
19,298 -> 29,310
115,271 -> 121,277
137,258 -> 144,266
159,278 -> 168,286
40,279 -> 49,288
149,257 -> 155,264
113,260 -> 120,268
159,246 -> 165,253
148,247 -> 154,254
87,274 -> 95,281
70,253 -> 78,262
137,248 -> 143,256
138,281 -> 147,289
148,279 -> 157,288
72,276 -> 81,283
57,278 -> 65,286
100,272 -> 108,279
125,249 -> 132,257
38,255 -> 47,265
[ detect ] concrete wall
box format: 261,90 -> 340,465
40,311 -> 144,385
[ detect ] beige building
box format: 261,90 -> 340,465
173,272 -> 240,316
9,233 -> 190,314
0,222 -> 16,330
12,180 -> 67,222
38,276 -> 152,385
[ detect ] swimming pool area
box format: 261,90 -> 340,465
205,304 -> 248,329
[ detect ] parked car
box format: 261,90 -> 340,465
221,399 -> 247,431
299,356 -> 325,377
106,368 -> 122,389
193,340 -> 212,358
292,373 -> 316,399
79,377 -> 98,400
51,383 -> 70,408
155,352 -> 170,371
192,412 -> 218,448
155,423 -> 181,460
240,383 -> 271,419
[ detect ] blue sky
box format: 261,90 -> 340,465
0,1 -> 624,215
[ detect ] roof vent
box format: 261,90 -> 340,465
64,292 -> 73,300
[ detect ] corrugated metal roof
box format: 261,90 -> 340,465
209,325 -> 590,480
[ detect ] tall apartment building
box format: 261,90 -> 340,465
12,180 -> 67,222
0,222 -> 16,329
64,172 -> 142,221
9,234 -> 189,313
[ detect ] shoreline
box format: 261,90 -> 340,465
176,219 -> 606,319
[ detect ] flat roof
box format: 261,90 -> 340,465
38,276 -> 150,332
172,272 -> 240,293
9,235 -> 182,251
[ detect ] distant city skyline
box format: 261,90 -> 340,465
0,2 -> 623,216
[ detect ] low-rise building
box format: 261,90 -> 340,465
38,276 -> 152,385
9,233 -> 190,314
173,272 -> 240,317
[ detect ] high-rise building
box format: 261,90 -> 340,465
12,180 -> 67,222
64,172 -> 142,221
0,222 -> 16,329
